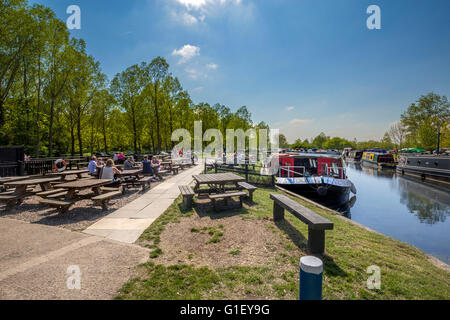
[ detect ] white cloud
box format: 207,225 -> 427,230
289,119 -> 312,125
206,63 -> 218,70
185,67 -> 204,80
172,44 -> 200,64
286,106 -> 294,111
175,0 -> 242,11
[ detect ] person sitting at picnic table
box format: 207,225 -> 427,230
151,156 -> 163,180
101,159 -> 122,187
88,156 -> 101,175
97,158 -> 104,167
142,155 -> 158,181
123,156 -> 135,170
113,152 -> 119,162
118,152 -> 125,164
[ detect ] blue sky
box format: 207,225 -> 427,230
32,0 -> 450,142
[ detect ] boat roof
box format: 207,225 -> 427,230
280,152 -> 342,159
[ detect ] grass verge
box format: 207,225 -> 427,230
121,187 -> 450,300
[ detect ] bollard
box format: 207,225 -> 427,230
299,256 -> 323,300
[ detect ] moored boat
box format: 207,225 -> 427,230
397,154 -> 450,188
361,151 -> 396,169
345,150 -> 363,164
275,152 -> 356,206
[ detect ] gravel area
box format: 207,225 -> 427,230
0,180 -> 163,231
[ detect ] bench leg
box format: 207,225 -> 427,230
101,201 -> 108,211
273,202 -> 284,221
248,190 -> 254,202
183,196 -> 192,209
308,227 -> 325,255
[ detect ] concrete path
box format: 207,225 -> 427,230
0,218 -> 150,299
84,162 -> 204,244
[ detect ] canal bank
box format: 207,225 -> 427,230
118,187 -> 449,300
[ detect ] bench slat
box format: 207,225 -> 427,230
238,182 -> 257,190
179,185 -> 194,196
270,194 -> 333,230
92,191 -> 122,201
208,192 -> 246,200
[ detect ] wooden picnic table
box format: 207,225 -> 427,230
56,179 -> 112,200
0,176 -> 32,191
1,177 -> 61,210
48,169 -> 89,181
4,177 -> 61,193
118,169 -> 142,177
192,173 -> 245,194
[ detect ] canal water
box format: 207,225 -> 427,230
334,164 -> 450,264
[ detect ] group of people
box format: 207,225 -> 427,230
87,154 -> 164,186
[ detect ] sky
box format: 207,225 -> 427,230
32,0 -> 450,143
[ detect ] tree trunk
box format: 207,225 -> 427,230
154,85 -> 161,152
35,54 -> 41,158
102,109 -> 108,153
48,99 -> 55,156
77,106 -> 83,156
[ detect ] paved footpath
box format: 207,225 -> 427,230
84,162 -> 203,243
0,162 -> 203,299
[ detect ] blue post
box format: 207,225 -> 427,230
299,256 -> 323,300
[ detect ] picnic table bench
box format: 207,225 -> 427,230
92,191 -> 122,211
138,176 -> 152,191
237,182 -> 257,202
179,185 -> 195,209
39,198 -> 74,214
1,177 -> 61,210
270,193 -> 334,255
208,192 -> 246,211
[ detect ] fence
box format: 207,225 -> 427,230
0,161 -> 21,177
204,158 -> 275,186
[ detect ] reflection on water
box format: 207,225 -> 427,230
398,178 -> 450,225
338,163 -> 450,264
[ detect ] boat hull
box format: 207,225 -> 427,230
396,155 -> 450,188
276,177 -> 352,206
361,160 -> 396,169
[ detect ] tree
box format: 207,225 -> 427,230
417,118 -> 438,151
401,93 -> 450,148
312,132 -> 329,149
388,121 -> 407,149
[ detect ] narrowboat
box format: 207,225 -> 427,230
274,153 -> 357,206
361,152 -> 396,169
344,150 -> 363,164
397,154 -> 450,188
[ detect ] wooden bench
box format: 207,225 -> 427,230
270,194 -> 334,255
171,166 -> 180,175
238,182 -> 257,202
138,176 -> 152,191
91,191 -> 122,211
36,189 -> 65,198
208,192 -> 247,211
47,191 -> 69,199
39,199 -> 74,214
0,194 -> 22,210
179,185 -> 195,209
101,187 -> 121,192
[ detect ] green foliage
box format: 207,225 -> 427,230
0,1 -> 258,156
